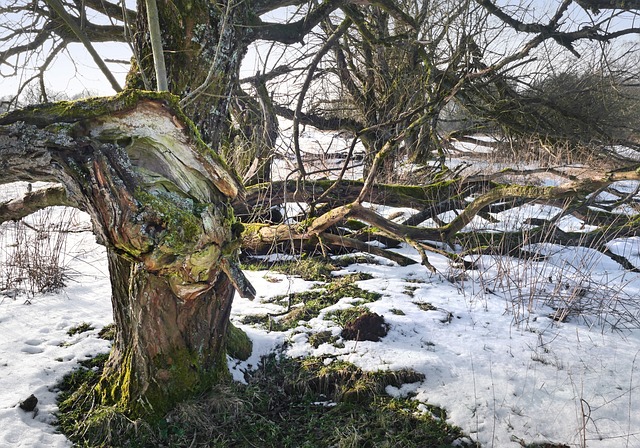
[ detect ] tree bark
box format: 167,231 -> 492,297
0,91 -> 251,419
100,251 -> 235,418
129,0 -> 248,147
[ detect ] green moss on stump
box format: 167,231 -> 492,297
135,189 -> 202,253
93,345 -> 231,422
1,90 -> 175,127
226,322 -> 252,361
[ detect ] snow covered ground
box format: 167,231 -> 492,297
230,239 -> 640,447
0,190 -> 112,447
2,173 -> 640,447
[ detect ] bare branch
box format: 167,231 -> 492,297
0,185 -> 74,225
576,0 -> 640,11
80,0 -> 136,23
44,0 -> 122,92
476,0 -> 640,58
253,0 -> 310,15
250,0 -> 344,44
293,17 -> 352,177
274,104 -> 360,131
369,0 -> 417,29
144,0 -> 168,91
321,232 -> 417,266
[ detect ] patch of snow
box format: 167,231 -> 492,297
556,214 -> 598,233
587,190 -> 620,202
385,381 -> 421,398
0,229 -> 111,448
493,203 -> 563,224
608,145 -> 640,161
612,204 -> 639,216
607,237 -> 640,270
610,180 -> 640,195
362,202 -> 419,222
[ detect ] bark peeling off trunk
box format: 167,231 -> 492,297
0,90 -> 251,420
90,100 -> 239,201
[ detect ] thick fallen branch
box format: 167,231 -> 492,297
237,178 -> 479,216
0,185 -> 73,224
320,233 -> 417,266
441,183 -> 588,239
241,166 -> 640,269
455,218 -> 640,259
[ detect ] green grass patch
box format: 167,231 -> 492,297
241,274 -> 381,331
414,301 -> 437,311
65,355 -> 473,447
404,277 -> 426,284
240,254 -> 377,282
307,330 -> 340,348
332,253 -> 381,267
56,353 -> 109,408
67,322 -> 94,336
55,352 -> 475,448
325,305 -> 371,327
522,442 -> 569,448
162,356 -> 475,447
403,285 -> 419,297
98,323 -> 115,341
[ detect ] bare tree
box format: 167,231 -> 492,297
237,0 -> 640,268
297,0 -> 640,178
0,0 -> 345,432
2,0 -> 640,439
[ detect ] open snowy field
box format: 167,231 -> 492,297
230,213 -> 640,447
2,174 -> 640,447
0,185 -> 112,447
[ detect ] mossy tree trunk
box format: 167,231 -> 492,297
0,0 -> 346,425
0,91 -> 251,420
102,251 -> 237,418
128,0 -> 250,147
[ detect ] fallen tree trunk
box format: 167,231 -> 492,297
237,178 -> 481,215
240,171 -> 640,272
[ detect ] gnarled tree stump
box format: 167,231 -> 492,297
0,89 -> 253,419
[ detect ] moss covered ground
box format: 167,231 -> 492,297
56,353 -> 475,447
53,256 -> 478,447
